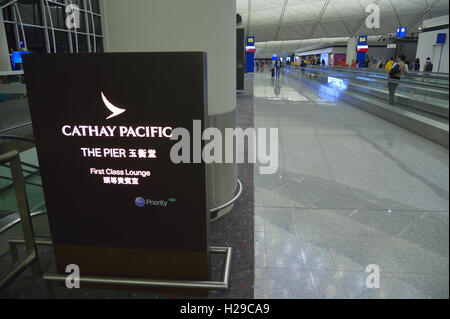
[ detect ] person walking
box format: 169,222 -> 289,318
275,57 -> 282,78
412,58 -> 420,71
388,54 -> 408,105
376,57 -> 384,69
423,57 -> 433,72
385,57 -> 395,71
361,56 -> 370,68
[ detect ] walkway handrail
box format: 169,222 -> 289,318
0,135 -> 35,143
302,65 -> 449,80
294,66 -> 450,91
0,211 -> 46,235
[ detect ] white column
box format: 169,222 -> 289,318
0,11 -> 12,72
346,36 -> 358,66
100,0 -> 236,117
100,0 -> 238,215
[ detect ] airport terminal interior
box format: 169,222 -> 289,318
0,0 -> 449,299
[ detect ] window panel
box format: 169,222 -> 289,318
93,15 -> 101,35
90,0 -> 100,14
78,10 -> 86,32
54,30 -> 70,52
16,2 -> 42,26
47,3 -> 66,30
95,36 -> 103,52
24,26 -> 46,53
4,23 -> 17,52
77,34 -> 88,52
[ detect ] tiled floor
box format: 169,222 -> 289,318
253,71 -> 449,299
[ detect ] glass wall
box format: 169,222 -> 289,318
1,0 -> 103,62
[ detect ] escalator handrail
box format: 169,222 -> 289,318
296,67 -> 450,91
0,135 -> 35,143
0,211 -> 46,235
305,65 -> 449,80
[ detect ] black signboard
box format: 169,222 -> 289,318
23,52 -> 209,283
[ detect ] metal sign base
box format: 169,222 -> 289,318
43,246 -> 232,296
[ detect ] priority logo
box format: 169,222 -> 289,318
135,197 -> 146,207
135,197 -> 176,207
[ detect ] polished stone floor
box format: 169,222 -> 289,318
252,71 -> 449,299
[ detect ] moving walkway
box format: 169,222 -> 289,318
288,66 -> 449,148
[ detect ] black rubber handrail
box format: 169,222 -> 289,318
0,135 -> 35,143
302,65 -> 449,80
295,67 -> 450,90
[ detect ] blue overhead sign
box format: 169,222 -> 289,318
358,36 -> 367,45
357,35 -> 368,52
437,33 -> 446,44
396,27 -> 406,38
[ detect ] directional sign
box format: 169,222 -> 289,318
23,52 -> 210,285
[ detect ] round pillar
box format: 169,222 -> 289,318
346,36 -> 358,66
100,0 -> 238,218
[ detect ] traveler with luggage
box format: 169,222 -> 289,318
387,54 -> 408,105
423,57 -> 433,72
275,57 -> 282,78
412,58 -> 420,71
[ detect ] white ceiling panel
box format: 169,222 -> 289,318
237,0 -> 449,42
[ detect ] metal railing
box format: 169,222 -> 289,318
297,64 -> 449,81
0,150 -> 41,291
7,236 -> 233,292
291,66 -> 450,91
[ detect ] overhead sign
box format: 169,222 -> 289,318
10,51 -> 30,70
246,36 -> 256,72
23,52 -> 210,284
396,27 -> 406,38
245,45 -> 256,53
436,33 -> 446,44
357,35 -> 368,52
246,36 -> 256,52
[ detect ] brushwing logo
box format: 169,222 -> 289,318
101,91 -> 126,120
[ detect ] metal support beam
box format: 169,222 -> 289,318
310,0 -> 330,38
274,0 -> 289,41
406,0 -> 441,32
0,0 -> 17,10
389,0 -> 402,27
40,0 -> 51,53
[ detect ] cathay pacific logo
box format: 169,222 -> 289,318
101,91 -> 126,120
